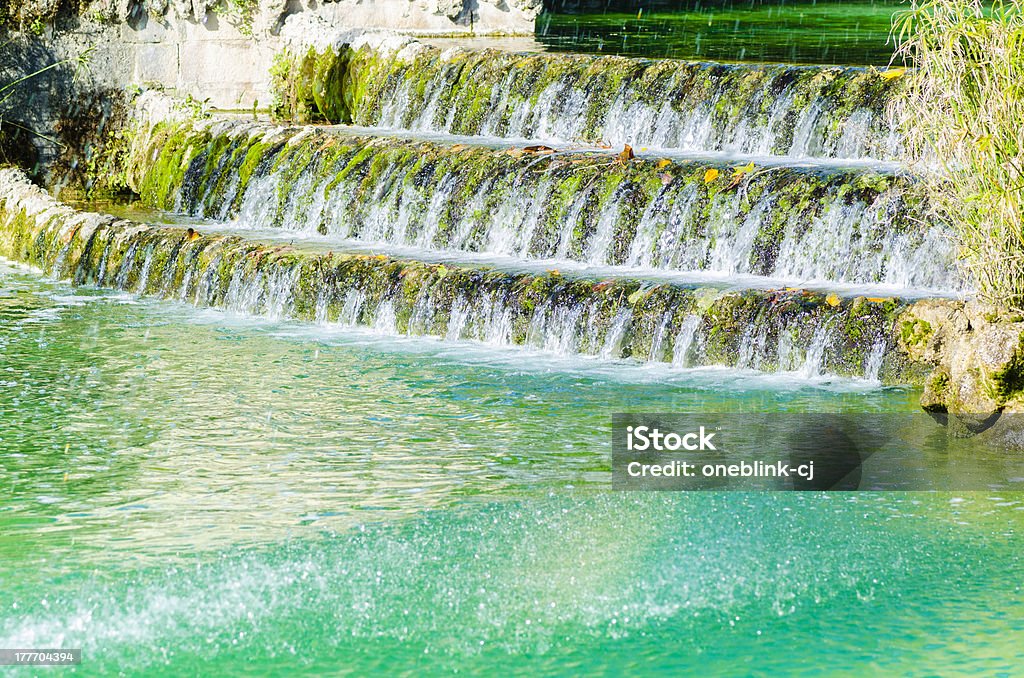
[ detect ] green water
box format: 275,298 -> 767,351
538,1 -> 903,65
2,261 -> 1024,674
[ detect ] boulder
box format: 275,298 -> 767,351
900,299 -> 1024,436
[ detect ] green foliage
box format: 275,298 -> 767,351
893,0 -> 1024,310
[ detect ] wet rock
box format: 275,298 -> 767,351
900,299 -> 1024,434
508,0 -> 542,13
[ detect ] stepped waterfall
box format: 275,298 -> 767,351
4,39 -> 963,384
138,120 -> 954,291
9,8 -> 1024,673
52,39 -> 951,384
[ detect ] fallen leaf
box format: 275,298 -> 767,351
656,159 -> 672,169
450,143 -> 470,152
866,296 -> 890,303
627,289 -> 645,305
505,148 -> 526,158
524,144 -> 557,155
732,161 -> 755,178
825,293 -> 841,307
703,168 -> 720,183
617,144 -> 635,163
880,68 -> 905,80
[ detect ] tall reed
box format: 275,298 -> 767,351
893,0 -> 1024,310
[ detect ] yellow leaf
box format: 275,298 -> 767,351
880,68 -> 905,80
703,168 -> 720,183
825,293 -> 841,307
866,297 -> 890,303
732,161 -> 755,177
656,158 -> 672,169
627,289 -> 644,305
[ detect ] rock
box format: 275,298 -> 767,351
435,0 -> 466,20
900,299 -> 1024,436
972,407 -> 1024,450
10,0 -> 62,23
508,0 -> 542,13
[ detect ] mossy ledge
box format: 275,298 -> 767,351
2,168 -> 923,381
270,37 -> 907,160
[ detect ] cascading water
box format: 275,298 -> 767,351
278,41 -> 906,161
133,118 -> 960,293
0,169 -> 916,382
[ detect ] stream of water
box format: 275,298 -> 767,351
2,261 -> 1023,674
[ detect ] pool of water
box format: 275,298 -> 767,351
537,0 -> 903,66
2,261 -> 1023,674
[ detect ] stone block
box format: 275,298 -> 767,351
135,43 -> 179,86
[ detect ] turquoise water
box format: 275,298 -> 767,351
3,261 -> 1024,674
537,1 -> 903,65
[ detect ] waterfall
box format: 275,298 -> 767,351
311,44 -> 906,161
0,170 -> 915,382
135,119 -> 963,293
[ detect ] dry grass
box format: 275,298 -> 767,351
892,0 -> 1024,310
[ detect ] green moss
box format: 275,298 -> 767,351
900,317 -> 933,349
989,332 -> 1024,404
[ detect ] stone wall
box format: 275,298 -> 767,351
0,0 -> 541,190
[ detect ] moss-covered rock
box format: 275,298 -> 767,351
897,299 -> 1024,434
